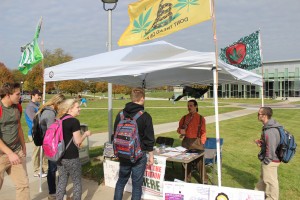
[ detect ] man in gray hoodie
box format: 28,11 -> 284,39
255,107 -> 281,200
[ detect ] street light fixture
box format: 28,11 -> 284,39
101,0 -> 118,11
101,0 -> 118,142
20,81 -> 24,94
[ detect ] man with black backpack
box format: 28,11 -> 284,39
113,88 -> 155,200
25,89 -> 48,178
255,107 -> 281,200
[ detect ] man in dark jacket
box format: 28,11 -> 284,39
255,107 -> 281,200
113,88 -> 155,200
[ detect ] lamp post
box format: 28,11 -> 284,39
101,0 -> 118,143
20,81 -> 24,94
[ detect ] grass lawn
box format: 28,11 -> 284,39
83,109 -> 300,199
289,101 -> 300,105
20,99 -> 241,141
217,98 -> 283,104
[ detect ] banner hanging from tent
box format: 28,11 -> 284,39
118,0 -> 212,46
219,30 -> 262,71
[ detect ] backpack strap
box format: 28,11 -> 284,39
65,137 -> 74,150
61,115 -> 73,121
60,115 -> 74,147
133,110 -> 144,121
197,115 -> 203,138
0,104 -> 2,118
16,104 -> 22,116
119,111 -> 125,120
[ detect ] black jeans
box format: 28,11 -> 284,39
47,160 -> 57,194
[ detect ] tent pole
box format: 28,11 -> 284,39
212,67 -> 222,187
211,0 -> 221,187
258,30 -> 264,106
107,9 -> 113,142
38,41 -> 46,192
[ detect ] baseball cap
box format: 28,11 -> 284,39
31,89 -> 42,96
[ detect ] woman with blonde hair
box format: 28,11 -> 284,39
37,93 -> 66,200
56,99 -> 91,200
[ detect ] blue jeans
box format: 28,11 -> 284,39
47,160 -> 57,194
114,154 -> 147,200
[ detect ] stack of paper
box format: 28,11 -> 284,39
174,146 -> 187,152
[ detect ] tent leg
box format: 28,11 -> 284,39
212,67 -> 222,187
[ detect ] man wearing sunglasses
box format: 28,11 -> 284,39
255,107 -> 281,200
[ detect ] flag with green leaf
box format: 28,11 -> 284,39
18,17 -> 43,75
219,30 -> 262,70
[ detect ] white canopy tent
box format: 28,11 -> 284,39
44,41 -> 262,86
43,41 -> 262,186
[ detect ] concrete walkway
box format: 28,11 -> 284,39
1,102 -> 298,199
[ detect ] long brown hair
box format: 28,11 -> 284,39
37,94 -> 66,114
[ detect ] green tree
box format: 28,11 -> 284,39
89,82 -> 99,97
43,48 -> 73,67
11,69 -> 26,83
43,48 -> 73,93
59,80 -> 85,96
25,65 -> 44,91
96,82 -> 108,93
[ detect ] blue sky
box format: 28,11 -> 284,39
1,0 -> 299,69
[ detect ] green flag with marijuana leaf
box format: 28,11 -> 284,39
18,17 -> 43,75
219,31 -> 262,70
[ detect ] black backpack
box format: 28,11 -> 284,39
32,108 -> 54,146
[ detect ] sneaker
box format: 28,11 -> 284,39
33,172 -> 47,178
48,194 -> 56,200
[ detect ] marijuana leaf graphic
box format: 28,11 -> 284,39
131,8 -> 152,34
229,48 -> 243,61
174,0 -> 199,12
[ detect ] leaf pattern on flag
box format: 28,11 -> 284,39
131,8 -> 153,34
219,31 -> 262,70
174,0 -> 199,12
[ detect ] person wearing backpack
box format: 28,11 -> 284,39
25,89 -> 48,178
255,107 -> 281,200
37,94 -> 65,200
113,88 -> 155,200
0,83 -> 30,200
56,99 -> 91,200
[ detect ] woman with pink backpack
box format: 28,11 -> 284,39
38,94 -> 66,200
56,99 -> 91,200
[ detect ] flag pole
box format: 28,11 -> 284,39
258,30 -> 264,106
211,0 -> 222,187
39,38 -> 45,193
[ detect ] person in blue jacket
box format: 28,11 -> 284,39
25,89 -> 47,177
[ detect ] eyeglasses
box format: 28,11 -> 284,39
257,113 -> 264,116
